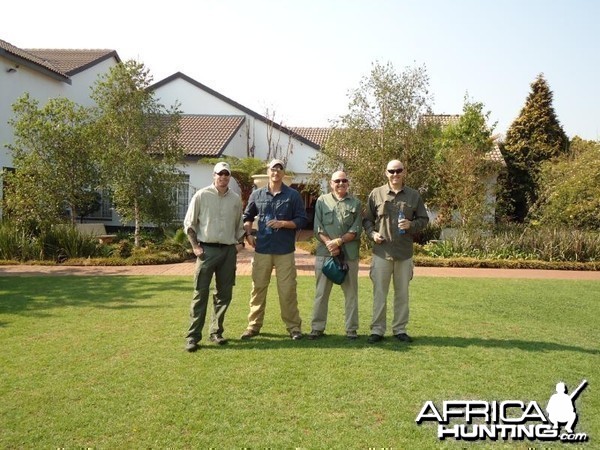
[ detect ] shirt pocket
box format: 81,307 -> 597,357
322,210 -> 334,225
341,207 -> 357,227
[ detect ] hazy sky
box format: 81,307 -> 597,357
4,0 -> 599,140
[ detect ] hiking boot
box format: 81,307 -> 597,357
307,330 -> 324,340
240,329 -> 260,340
185,338 -> 199,352
290,330 -> 303,340
209,334 -> 228,345
394,333 -> 413,343
367,334 -> 384,344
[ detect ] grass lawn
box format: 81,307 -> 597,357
1,275 -> 598,449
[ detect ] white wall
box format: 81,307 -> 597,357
152,76 -> 320,188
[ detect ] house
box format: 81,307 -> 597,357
0,39 -> 321,227
0,39 -> 120,219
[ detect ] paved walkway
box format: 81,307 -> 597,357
1,247 -> 599,280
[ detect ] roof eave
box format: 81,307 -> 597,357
0,48 -> 71,84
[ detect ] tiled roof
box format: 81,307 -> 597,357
178,115 -> 245,156
290,127 -> 332,148
151,73 -> 321,151
419,114 -> 506,165
0,38 -> 68,79
24,48 -> 118,75
419,114 -> 461,127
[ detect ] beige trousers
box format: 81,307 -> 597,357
246,252 -> 302,334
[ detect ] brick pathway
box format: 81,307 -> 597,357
1,247 -> 599,280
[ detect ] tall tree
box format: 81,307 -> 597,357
430,99 -> 498,228
308,61 -> 435,202
91,60 -> 183,247
499,74 -> 569,222
5,94 -> 100,230
532,137 -> 600,230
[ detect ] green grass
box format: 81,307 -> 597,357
1,275 -> 599,449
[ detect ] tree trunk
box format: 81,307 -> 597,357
134,200 -> 140,248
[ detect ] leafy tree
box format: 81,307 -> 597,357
308,61 -> 435,201
5,94 -> 100,230
430,99 -> 498,228
203,156 -> 266,207
531,137 -> 600,229
91,60 -> 183,246
499,73 -> 569,222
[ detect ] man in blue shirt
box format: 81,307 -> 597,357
241,159 -> 308,340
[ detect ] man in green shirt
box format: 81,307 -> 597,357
308,170 -> 362,340
363,159 -> 429,344
183,161 -> 245,352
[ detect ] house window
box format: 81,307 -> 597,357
86,189 -> 113,220
173,175 -> 191,221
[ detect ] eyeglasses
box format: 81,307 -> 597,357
387,168 -> 404,175
270,167 -> 283,172
332,179 -> 348,184
215,171 -> 231,176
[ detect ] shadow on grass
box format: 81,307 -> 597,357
191,333 -> 599,355
0,276 -> 188,318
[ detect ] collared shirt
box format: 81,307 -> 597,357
183,184 -> 245,245
314,192 -> 362,260
363,183 -> 429,260
243,183 -> 308,255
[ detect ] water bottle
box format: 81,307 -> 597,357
264,213 -> 273,235
397,210 -> 405,235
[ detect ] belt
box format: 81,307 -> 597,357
199,241 -> 231,248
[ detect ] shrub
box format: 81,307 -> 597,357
423,224 -> 600,262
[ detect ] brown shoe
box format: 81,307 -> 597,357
209,334 -> 228,345
240,329 -> 260,340
307,330 -> 324,340
185,338 -> 199,352
290,330 -> 303,340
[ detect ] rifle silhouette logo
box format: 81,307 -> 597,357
546,379 -> 588,434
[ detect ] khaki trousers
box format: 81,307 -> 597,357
369,254 -> 413,336
311,256 -> 359,333
246,252 -> 302,333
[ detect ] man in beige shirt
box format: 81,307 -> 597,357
183,161 -> 245,352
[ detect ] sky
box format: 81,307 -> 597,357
4,0 -> 599,140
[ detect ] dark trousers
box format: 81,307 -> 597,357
187,244 -> 237,341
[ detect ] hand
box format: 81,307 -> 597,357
373,232 -> 385,244
398,219 -> 411,231
325,239 -> 338,253
267,219 -> 283,229
193,246 -> 205,257
235,243 -> 244,253
246,234 -> 257,248
330,247 -> 341,257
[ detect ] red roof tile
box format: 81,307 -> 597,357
178,115 -> 245,156
24,48 -> 118,75
290,127 -> 332,148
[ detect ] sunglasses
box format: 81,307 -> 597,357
215,171 -> 231,176
332,179 -> 348,184
387,168 -> 404,175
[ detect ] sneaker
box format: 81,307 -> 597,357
209,334 -> 228,345
290,330 -> 303,340
394,333 -> 413,343
367,334 -> 384,344
307,330 -> 324,340
346,330 -> 358,340
185,338 -> 199,352
240,329 -> 259,340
